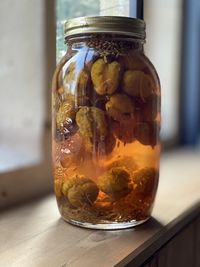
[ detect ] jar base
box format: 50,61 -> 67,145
61,216 -> 150,230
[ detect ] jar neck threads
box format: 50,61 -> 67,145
67,35 -> 144,56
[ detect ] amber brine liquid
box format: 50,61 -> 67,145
52,37 -> 161,229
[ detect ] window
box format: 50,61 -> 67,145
56,0 -> 100,62
1,0 -> 189,208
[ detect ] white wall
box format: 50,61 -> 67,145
144,0 -> 182,141
0,0 -> 46,171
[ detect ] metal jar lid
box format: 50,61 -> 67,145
64,16 -> 146,40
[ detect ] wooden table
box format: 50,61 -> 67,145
0,149 -> 200,267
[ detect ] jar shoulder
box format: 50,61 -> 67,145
53,45 -> 161,96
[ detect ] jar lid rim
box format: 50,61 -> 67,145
64,16 -> 146,40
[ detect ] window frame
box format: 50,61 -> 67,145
180,0 -> 200,145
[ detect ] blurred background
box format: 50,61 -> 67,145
0,0 -> 199,208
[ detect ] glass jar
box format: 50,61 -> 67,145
52,16 -> 161,229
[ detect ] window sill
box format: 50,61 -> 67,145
0,148 -> 200,267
